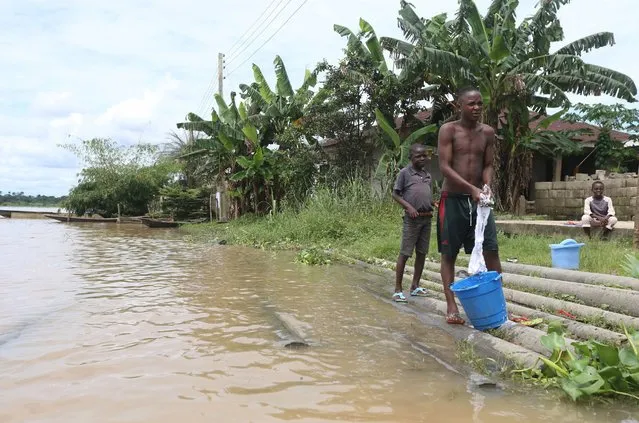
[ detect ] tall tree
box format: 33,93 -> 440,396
60,138 -> 175,217
177,57 -> 320,216
382,0 -> 637,211
565,103 -> 639,172
305,18 -> 425,182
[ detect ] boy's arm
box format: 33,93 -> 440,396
584,197 -> 592,216
392,190 -> 419,218
392,171 -> 418,218
482,126 -> 495,189
607,197 -> 616,217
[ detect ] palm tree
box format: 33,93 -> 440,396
382,0 -> 637,210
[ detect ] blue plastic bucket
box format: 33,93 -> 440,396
549,239 -> 585,270
450,271 -> 507,331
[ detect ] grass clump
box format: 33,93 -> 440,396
182,179 -> 636,276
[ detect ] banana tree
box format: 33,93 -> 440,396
228,120 -> 276,214
334,18 -> 389,75
382,0 -> 637,211
374,108 -> 437,190
177,92 -> 261,217
239,56 -> 317,147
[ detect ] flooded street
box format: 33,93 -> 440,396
1,218 -> 637,422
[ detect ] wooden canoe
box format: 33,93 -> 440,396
139,217 -> 180,228
44,214 -> 118,223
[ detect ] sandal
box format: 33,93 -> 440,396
392,292 -> 407,303
446,313 -> 465,325
410,287 -> 428,297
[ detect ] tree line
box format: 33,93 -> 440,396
61,0 -> 637,219
0,191 -> 66,206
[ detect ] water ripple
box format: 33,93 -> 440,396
1,220 -> 637,423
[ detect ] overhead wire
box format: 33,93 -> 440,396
225,0 -> 310,79
199,0 -> 311,116
195,80 -> 218,117
196,0 -> 287,117
225,0 -> 281,60
224,0 -> 297,68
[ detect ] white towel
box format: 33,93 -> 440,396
468,186 -> 493,275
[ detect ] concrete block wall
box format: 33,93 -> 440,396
534,178 -> 638,221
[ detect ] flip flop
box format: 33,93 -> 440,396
392,292 -> 407,303
520,318 -> 543,327
446,313 -> 465,325
410,287 -> 428,297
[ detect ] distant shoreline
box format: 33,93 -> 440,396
0,202 -> 62,207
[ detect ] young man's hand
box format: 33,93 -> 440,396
471,187 -> 482,203
406,205 -> 419,218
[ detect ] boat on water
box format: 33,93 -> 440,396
139,217 -> 180,228
44,214 -> 118,223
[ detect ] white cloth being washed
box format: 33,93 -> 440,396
468,186 -> 493,275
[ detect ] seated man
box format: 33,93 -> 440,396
581,181 -> 617,239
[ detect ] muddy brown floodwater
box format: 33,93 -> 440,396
1,218 -> 637,422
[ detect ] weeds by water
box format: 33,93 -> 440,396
456,340 -> 489,374
513,321 -> 639,402
182,180 -> 636,276
295,247 -> 332,266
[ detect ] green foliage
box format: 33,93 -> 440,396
0,192 -> 65,207
295,247 -> 332,266
622,254 -> 639,279
565,103 -> 639,172
517,109 -> 585,158
157,185 -> 209,220
176,0 -> 637,218
514,322 -> 639,401
182,178 -> 400,259
60,138 -> 177,217
374,108 -> 437,188
177,57 -> 319,217
382,0 -> 637,211
303,19 -> 425,183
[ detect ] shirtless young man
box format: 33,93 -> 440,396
436,87 -> 503,325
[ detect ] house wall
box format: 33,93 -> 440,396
535,178 -> 637,221
528,155 -> 552,200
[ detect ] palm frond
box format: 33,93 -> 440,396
509,54 -> 584,74
380,37 -> 414,59
176,113 -> 219,136
457,0 -> 490,52
360,19 -> 388,73
584,64 -> 637,96
397,1 -> 425,43
333,24 -> 368,56
274,56 -> 294,98
555,32 -> 615,56
546,72 -> 636,102
396,46 -> 472,83
252,64 -> 275,104
520,73 -> 570,105
520,129 -> 585,157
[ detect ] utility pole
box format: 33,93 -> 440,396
217,53 -> 224,97
216,52 -> 230,223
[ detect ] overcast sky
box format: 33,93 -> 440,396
1,0 -> 637,196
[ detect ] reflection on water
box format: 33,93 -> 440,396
0,218 -> 637,422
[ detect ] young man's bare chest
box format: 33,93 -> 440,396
451,125 -> 487,156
